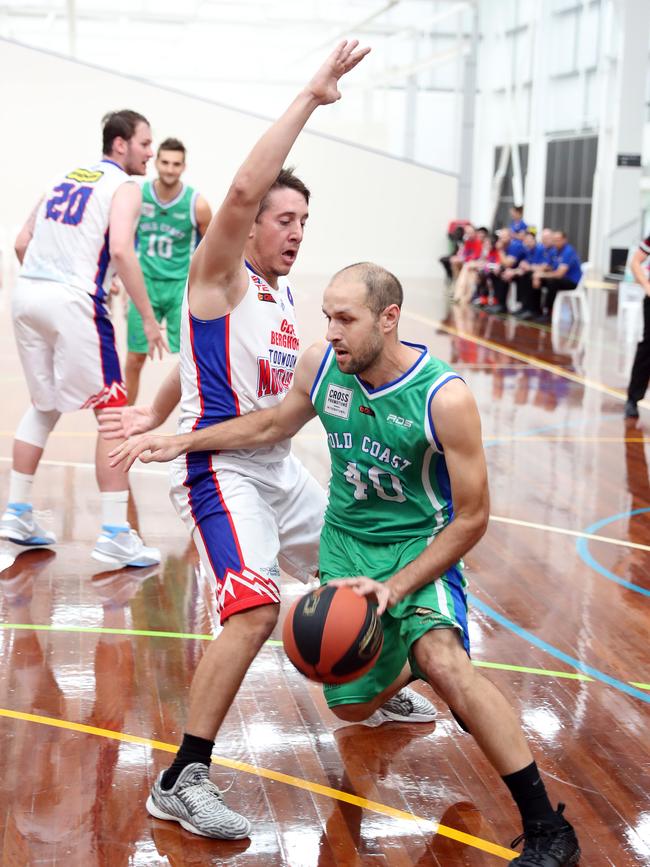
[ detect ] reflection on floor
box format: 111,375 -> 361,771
0,281 -> 648,865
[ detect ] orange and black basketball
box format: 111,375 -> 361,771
282,584 -> 383,684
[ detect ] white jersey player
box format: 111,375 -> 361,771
171,257 -> 319,619
101,42 -> 435,843
0,109 -> 166,568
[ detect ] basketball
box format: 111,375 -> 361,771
282,584 -> 384,684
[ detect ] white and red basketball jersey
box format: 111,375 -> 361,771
178,261 -> 300,462
21,159 -> 133,302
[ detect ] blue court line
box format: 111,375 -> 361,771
468,592 -> 650,704
576,508 -> 650,598
483,413 -> 622,447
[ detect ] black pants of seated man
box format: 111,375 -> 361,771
514,273 -> 542,316
490,274 -> 510,309
539,277 -> 577,315
627,295 -> 650,405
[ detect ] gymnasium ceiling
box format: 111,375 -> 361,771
0,0 -> 474,109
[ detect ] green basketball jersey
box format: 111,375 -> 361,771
137,180 -> 199,281
311,343 -> 462,544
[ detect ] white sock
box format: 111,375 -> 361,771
101,490 -> 129,527
9,470 -> 35,505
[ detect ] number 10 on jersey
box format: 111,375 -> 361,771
146,233 -> 173,259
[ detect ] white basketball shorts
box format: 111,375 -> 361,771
170,450 -> 326,623
12,277 -> 126,412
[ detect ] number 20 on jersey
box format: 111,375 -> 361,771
46,182 -> 94,226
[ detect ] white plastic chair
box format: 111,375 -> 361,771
551,261 -> 591,330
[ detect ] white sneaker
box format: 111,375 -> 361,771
92,524 -> 160,568
377,687 -> 437,723
146,762 -> 251,839
0,503 -> 57,547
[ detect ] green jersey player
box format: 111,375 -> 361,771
107,261 -> 581,866
126,138 -> 211,402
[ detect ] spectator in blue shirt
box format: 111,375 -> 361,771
540,228 -> 558,269
532,230 -> 582,322
484,228 -> 526,313
509,205 -> 528,236
502,231 -> 546,319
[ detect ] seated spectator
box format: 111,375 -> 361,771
539,227 -> 558,270
532,230 -> 582,322
440,225 -> 465,284
453,227 -> 495,305
509,204 -> 528,237
449,224 -> 483,282
483,227 -> 525,313
502,231 -> 546,320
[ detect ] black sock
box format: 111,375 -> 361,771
502,761 -> 558,828
161,733 -> 214,790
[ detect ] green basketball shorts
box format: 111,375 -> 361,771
127,277 -> 186,354
319,522 -> 470,708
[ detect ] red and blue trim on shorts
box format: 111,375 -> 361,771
82,230 -> 126,408
183,312 -> 278,621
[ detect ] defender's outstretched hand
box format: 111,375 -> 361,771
109,433 -> 188,470
97,405 -> 161,440
307,40 -> 370,106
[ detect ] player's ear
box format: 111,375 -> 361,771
381,304 -> 400,333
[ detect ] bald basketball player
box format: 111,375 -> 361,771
109,262 -> 581,867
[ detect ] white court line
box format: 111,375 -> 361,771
490,515 -> 650,553
1,455 -> 648,552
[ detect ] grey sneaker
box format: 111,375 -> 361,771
92,524 -> 160,568
377,687 -> 437,723
0,503 -> 56,547
146,763 -> 251,839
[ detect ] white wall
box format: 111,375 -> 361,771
0,39 -> 457,286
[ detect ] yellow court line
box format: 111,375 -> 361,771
403,310 -> 650,409
0,707 -> 517,861
490,515 -> 650,553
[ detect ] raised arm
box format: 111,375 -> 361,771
108,342 -> 327,469
109,183 -> 167,358
189,40 -> 370,300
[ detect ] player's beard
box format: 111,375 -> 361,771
339,326 -> 383,375
124,148 -> 147,176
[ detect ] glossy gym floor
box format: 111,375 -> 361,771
0,277 -> 648,865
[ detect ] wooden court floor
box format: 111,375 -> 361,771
0,277 -> 648,865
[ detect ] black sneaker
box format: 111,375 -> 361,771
624,400 -> 639,419
510,804 -> 580,865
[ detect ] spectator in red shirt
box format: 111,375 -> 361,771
453,226 -> 489,304
450,225 -> 482,281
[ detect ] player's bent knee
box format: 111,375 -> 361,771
414,635 -> 473,697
